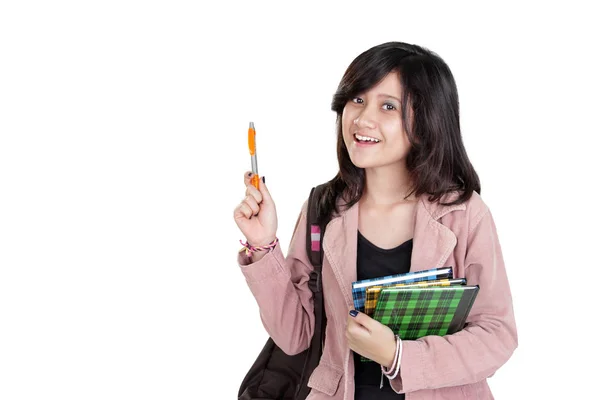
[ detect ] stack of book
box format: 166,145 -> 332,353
351,267 -> 479,362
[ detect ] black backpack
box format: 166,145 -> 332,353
238,184 -> 330,400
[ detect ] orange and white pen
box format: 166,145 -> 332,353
248,122 -> 260,189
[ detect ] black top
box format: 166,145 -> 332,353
354,230 -> 412,399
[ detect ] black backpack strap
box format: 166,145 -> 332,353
296,184 -> 329,399
306,184 -> 327,288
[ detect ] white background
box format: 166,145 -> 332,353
1,1 -> 598,399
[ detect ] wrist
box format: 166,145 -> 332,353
240,237 -> 279,258
383,334 -> 397,369
381,335 -> 402,380
248,236 -> 277,248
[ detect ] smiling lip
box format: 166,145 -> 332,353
353,133 -> 381,146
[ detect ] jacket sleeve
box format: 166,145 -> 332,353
390,207 -> 519,393
238,200 -> 316,356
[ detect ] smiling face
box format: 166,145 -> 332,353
342,71 -> 412,170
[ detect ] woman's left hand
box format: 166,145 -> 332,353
346,309 -> 398,368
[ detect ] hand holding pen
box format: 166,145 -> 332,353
233,122 -> 278,253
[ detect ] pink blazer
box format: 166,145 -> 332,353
238,191 -> 518,399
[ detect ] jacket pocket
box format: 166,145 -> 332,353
307,362 -> 343,396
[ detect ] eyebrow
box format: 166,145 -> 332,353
378,94 -> 402,102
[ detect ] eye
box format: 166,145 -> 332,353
383,103 -> 397,111
351,97 -> 364,104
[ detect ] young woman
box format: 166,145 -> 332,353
233,41 -> 518,400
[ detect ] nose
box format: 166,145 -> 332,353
353,106 -> 376,129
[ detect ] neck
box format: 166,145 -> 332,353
361,163 -> 416,206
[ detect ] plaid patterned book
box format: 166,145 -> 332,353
352,267 -> 453,313
360,285 -> 479,362
363,278 -> 467,316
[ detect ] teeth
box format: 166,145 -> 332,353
355,134 -> 380,143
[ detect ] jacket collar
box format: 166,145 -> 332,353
322,192 -> 466,310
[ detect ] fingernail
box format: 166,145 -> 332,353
349,310 -> 358,317
262,176 -> 265,183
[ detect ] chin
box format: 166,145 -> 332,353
349,152 -> 406,171
348,155 -> 379,169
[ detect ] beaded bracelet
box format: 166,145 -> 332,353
239,237 -> 279,256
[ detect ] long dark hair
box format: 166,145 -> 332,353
317,41 -> 481,224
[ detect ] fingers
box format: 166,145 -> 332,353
243,194 -> 260,216
234,201 -> 253,220
346,316 -> 369,341
257,175 -> 273,205
234,186 -> 260,219
348,310 -> 372,332
245,183 -> 263,205
243,171 -> 272,206
243,171 -> 253,186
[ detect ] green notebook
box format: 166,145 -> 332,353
364,278 -> 467,317
374,285 -> 479,339
362,285 -> 479,362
